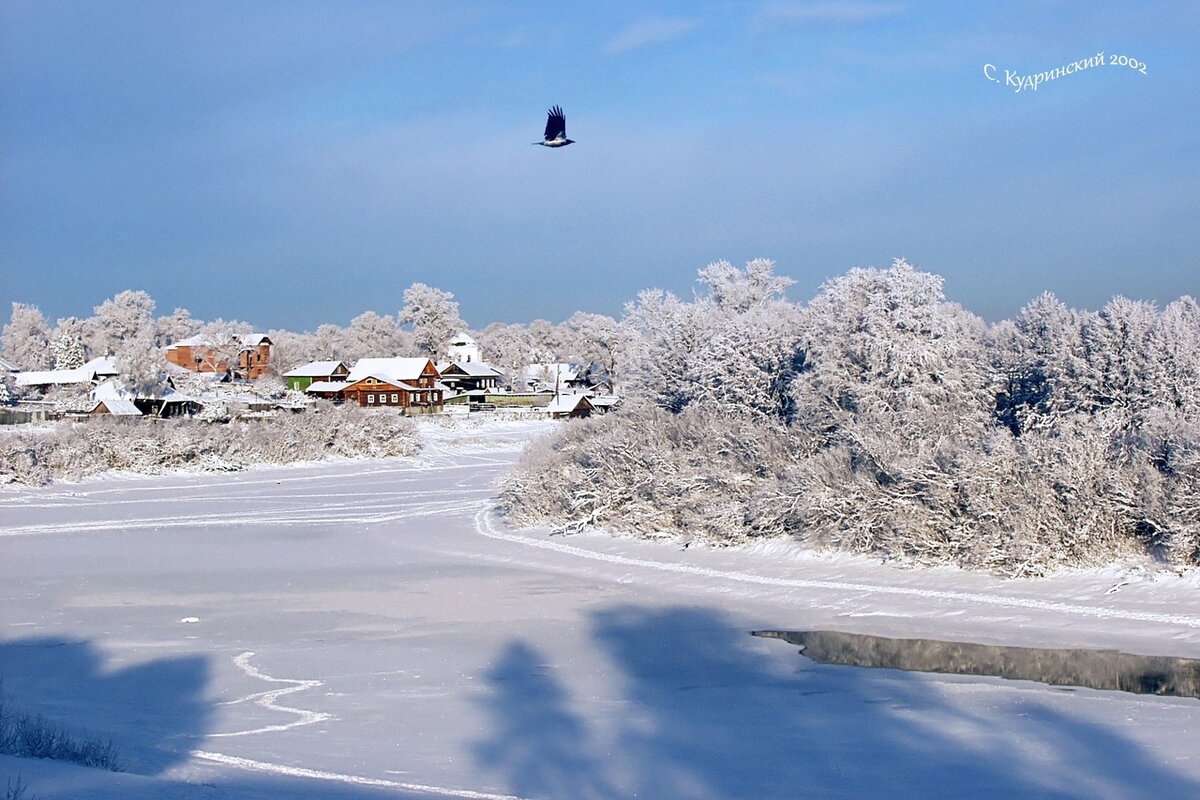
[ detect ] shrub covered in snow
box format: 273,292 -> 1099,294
0,403 -> 418,486
503,259 -> 1200,576
0,688 -> 122,771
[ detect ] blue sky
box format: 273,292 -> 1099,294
2,1 -> 1197,330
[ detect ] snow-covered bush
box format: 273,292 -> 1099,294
0,688 -> 122,771
505,259 -> 1200,576
0,404 -> 418,486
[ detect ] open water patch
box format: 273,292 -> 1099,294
753,629 -> 1200,699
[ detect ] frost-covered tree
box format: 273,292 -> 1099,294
51,331 -> 87,371
696,258 -> 795,312
156,307 -> 201,347
312,324 -> 346,361
343,311 -> 407,363
990,292 -> 1095,434
561,312 -> 621,390
1084,295 -> 1159,412
1149,296 -> 1200,414
398,284 -> 466,360
618,288 -> 703,413
2,302 -> 52,370
87,290 -> 156,357
268,328 -> 321,373
474,322 -> 532,388
792,258 -> 990,442
119,330 -> 170,396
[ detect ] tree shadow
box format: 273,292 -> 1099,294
0,637 -> 209,775
471,641 -> 619,800
472,605 -> 1200,799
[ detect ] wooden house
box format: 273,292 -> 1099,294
435,361 -> 503,394
542,394 -> 594,419
334,358 -> 443,412
283,360 -> 349,391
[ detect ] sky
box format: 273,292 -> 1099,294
2,1 -> 1197,331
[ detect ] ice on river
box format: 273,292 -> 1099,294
2,417 -> 1199,799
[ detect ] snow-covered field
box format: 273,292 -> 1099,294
2,417 -> 1199,799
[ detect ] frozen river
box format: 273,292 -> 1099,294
3,418 -> 1200,799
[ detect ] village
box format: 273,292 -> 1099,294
0,330 -> 619,425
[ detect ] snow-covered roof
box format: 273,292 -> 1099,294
284,360 -> 347,378
542,394 -> 592,415
165,334 -> 208,350
305,380 -> 348,393
588,394 -> 621,408
447,332 -> 477,346
166,333 -> 271,351
90,380 -> 141,416
0,356 -> 21,372
344,373 -> 425,392
16,357 -> 118,387
347,357 -> 436,384
436,360 -> 502,378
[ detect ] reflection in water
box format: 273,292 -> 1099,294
753,630 -> 1200,699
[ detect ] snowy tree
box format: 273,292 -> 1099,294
1149,296 -> 1200,414
792,258 -> 990,443
475,322 -> 533,388
343,311 -> 406,363
398,284 -> 466,360
51,332 -> 87,371
119,331 -> 169,396
561,312 -> 621,390
1084,295 -> 1159,412
618,288 -> 704,413
268,328 -> 321,373
313,324 -> 346,361
696,258 -> 795,312
989,292 -> 1093,434
87,290 -> 156,357
197,319 -> 255,377
156,307 -> 201,347
2,302 -> 52,370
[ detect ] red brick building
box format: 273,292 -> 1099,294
165,333 -> 273,380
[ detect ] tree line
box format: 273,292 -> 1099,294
502,259 -> 1200,576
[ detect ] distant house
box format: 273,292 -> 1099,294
435,361 -> 503,394
283,360 -> 349,392
542,393 -> 594,419
325,357 -> 443,412
446,332 -> 482,364
89,380 -> 142,417
165,333 -> 273,380
133,391 -> 204,418
522,363 -> 588,393
16,357 -> 120,390
0,356 -> 20,377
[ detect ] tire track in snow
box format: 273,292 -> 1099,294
0,499 -> 477,537
474,508 -> 1200,629
190,751 -> 530,799
210,651 -> 333,738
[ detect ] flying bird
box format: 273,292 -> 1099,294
534,105 -> 575,148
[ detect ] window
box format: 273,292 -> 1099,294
390,394 -> 399,404
367,394 -> 375,404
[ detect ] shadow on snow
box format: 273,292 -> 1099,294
471,605 -> 1200,800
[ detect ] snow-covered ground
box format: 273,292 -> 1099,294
2,417 -> 1199,799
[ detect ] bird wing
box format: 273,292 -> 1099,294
544,105 -> 566,140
